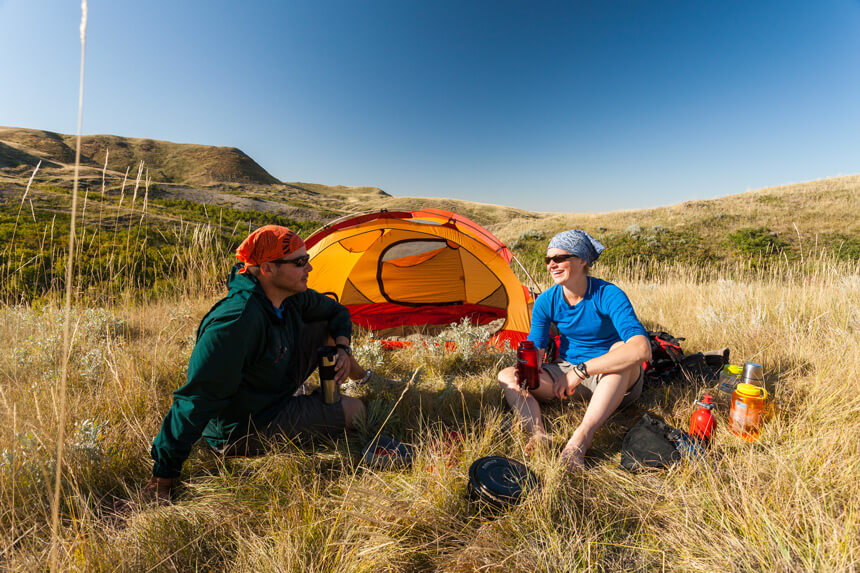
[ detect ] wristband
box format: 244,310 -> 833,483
574,362 -> 589,380
335,343 -> 352,356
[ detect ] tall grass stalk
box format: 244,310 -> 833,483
49,2 -> 87,569
6,159 -> 40,253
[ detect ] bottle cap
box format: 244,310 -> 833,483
724,364 -> 743,376
741,362 -> 764,384
736,382 -> 765,398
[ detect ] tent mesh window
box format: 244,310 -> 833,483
378,239 -> 465,306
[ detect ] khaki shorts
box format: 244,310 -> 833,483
216,321 -> 347,457
541,360 -> 644,409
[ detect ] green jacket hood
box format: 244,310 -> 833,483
222,264 -> 281,324
226,263 -> 258,293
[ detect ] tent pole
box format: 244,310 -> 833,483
511,253 -> 542,295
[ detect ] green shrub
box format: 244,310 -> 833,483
728,227 -> 787,257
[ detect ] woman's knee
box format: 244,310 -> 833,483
498,366 -> 518,389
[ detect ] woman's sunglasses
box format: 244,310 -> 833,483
269,254 -> 311,268
544,254 -> 577,265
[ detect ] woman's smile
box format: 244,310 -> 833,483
550,266 -> 567,281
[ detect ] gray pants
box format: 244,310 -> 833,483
541,360 -> 644,409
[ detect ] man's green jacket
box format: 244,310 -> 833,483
151,265 -> 352,478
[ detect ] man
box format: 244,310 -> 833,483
144,225 -> 367,500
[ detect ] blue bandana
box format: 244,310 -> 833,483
548,230 -> 605,265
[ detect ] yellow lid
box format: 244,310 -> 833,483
724,364 -> 743,376
736,383 -> 766,399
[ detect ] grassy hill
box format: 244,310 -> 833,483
0,126 -> 279,185
494,175 -> 860,274
1,126 -> 858,301
0,127 -> 544,228
7,126 -> 854,253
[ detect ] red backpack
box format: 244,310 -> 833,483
643,331 -> 685,379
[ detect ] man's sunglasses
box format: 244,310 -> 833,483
269,254 -> 311,268
544,254 -> 577,265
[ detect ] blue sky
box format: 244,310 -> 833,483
1,1 -> 858,212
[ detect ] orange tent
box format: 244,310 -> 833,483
305,209 -> 532,347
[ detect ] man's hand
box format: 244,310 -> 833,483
142,476 -> 175,504
334,348 -> 350,385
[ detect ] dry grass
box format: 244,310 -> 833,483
1,252 -> 858,570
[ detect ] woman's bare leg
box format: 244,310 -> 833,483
498,366 -> 556,447
560,362 -> 640,468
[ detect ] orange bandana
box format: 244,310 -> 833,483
235,225 -> 305,273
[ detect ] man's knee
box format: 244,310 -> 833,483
341,395 -> 365,429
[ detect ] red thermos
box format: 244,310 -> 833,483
516,340 -> 540,390
690,394 -> 716,445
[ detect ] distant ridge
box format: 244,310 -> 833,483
1,126 -> 856,242
0,126 -> 279,186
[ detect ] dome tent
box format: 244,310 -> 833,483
305,209 -> 533,347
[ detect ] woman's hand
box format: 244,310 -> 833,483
555,370 -> 583,400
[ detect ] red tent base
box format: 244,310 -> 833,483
346,303 -> 527,350
347,302 -> 506,330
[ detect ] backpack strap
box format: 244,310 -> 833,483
544,322 -> 560,363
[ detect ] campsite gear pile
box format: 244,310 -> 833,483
317,346 -> 340,405
621,360 -> 772,470
467,456 -> 540,511
643,331 -> 728,385
305,209 -> 533,348
516,340 -> 540,390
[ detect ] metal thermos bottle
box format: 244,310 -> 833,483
318,346 -> 340,404
516,340 -> 540,390
689,394 -> 716,446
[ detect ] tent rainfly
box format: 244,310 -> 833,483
305,209 -> 533,347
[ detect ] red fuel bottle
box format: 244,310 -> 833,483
516,340 -> 540,390
689,394 -> 716,445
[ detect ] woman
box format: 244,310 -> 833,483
498,230 -> 651,469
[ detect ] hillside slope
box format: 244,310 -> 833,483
0,127 -> 535,227
494,175 -> 860,268
1,126 -> 857,257
0,126 -> 279,185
